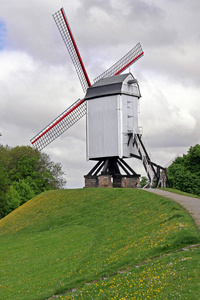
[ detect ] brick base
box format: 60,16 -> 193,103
98,175 -> 112,188
85,175 -> 140,188
113,176 -> 126,188
125,177 -> 139,188
84,176 -> 98,188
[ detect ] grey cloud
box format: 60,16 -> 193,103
0,0 -> 199,187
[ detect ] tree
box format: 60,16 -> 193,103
37,152 -> 66,189
0,163 -> 10,218
184,145 -> 200,176
0,145 -> 37,172
167,144 -> 200,195
0,145 -> 66,190
4,185 -> 21,216
0,144 -> 66,218
12,180 -> 35,205
140,176 -> 148,188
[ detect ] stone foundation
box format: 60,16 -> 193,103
98,175 -> 112,188
126,177 -> 139,188
85,175 -> 140,188
113,176 -> 126,188
84,176 -> 98,188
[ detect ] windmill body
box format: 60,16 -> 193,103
31,7 -> 167,188
85,73 -> 140,160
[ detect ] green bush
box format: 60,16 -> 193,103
168,144 -> 200,195
0,145 -> 66,218
4,185 -> 21,215
12,180 -> 35,205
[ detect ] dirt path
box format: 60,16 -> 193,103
145,189 -> 200,229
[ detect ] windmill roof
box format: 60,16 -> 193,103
85,73 -> 132,100
92,73 -> 129,87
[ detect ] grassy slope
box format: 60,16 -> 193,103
161,187 -> 200,198
0,188 -> 199,300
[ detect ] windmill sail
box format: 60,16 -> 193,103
53,8 -> 91,92
31,42 -> 143,151
94,43 -> 143,83
31,8 -> 144,151
31,98 -> 86,150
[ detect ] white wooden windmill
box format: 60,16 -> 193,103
31,7 -> 167,188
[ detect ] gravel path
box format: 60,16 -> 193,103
145,189 -> 200,229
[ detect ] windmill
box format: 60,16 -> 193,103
31,7 -> 167,188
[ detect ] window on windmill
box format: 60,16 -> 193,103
127,79 -> 137,84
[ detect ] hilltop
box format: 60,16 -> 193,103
0,188 -> 199,299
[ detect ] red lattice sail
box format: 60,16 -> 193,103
31,8 -> 144,151
94,43 -> 143,83
53,8 -> 91,92
31,99 -> 86,150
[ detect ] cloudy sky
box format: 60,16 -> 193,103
0,0 -> 199,188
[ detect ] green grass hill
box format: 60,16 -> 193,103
0,188 -> 199,299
